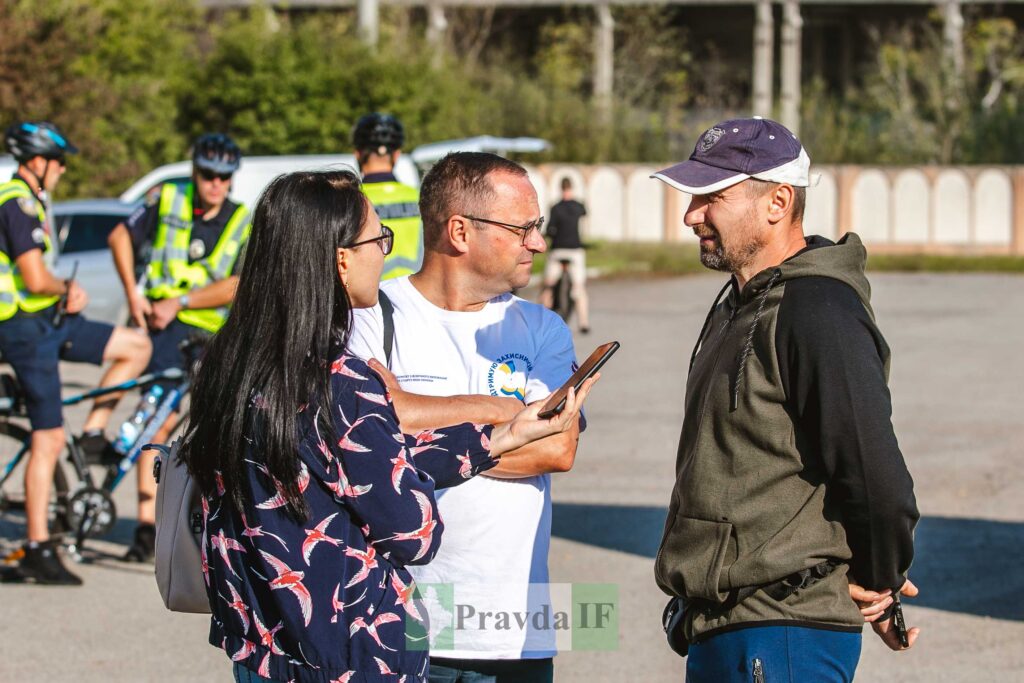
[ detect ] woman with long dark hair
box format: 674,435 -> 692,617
181,170 -> 592,683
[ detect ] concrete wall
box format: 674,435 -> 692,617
529,163 -> 1024,255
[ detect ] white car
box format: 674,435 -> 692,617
120,153 -> 421,208
52,198 -> 137,326
0,155 -> 16,181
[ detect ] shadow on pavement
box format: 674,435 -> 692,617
552,502 -> 667,560
911,516 -> 1024,621
551,504 -> 1024,621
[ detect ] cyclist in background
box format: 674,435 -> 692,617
0,122 -> 151,584
540,177 -> 590,333
352,113 -> 422,280
107,132 -> 250,562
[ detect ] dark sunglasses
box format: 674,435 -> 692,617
345,224 -> 394,256
198,168 -> 233,183
463,214 -> 545,245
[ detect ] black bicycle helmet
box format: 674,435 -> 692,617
351,113 -> 405,154
192,133 -> 242,175
4,121 -> 78,162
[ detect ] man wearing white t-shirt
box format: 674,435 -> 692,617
348,152 -> 582,683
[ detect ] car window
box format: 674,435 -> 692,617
60,213 -> 127,254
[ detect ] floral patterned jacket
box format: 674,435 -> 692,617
204,353 -> 496,682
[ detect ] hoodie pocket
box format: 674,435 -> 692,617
655,513 -> 734,603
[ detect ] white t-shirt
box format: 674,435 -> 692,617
347,276 -> 578,659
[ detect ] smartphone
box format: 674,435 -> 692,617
892,595 -> 909,648
537,341 -> 619,419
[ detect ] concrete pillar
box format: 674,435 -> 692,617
780,1 -> 802,134
594,3 -> 615,122
752,0 -> 774,117
836,166 -> 856,239
426,1 -> 448,66
1013,168 -> 1024,255
942,0 -> 965,77
358,0 -> 379,47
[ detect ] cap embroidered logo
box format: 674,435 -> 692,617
698,127 -> 725,153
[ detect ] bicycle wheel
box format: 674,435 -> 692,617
553,270 -> 575,323
0,420 -> 72,534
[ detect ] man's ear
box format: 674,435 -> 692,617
448,215 -> 472,255
767,184 -> 795,225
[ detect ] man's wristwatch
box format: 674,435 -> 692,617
178,294 -> 190,309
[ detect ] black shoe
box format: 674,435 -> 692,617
17,540 -> 83,586
75,431 -> 120,466
122,523 -> 156,563
579,327 -> 591,335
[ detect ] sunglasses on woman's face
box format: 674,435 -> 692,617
345,224 -> 394,256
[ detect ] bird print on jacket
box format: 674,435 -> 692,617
204,353 -> 497,682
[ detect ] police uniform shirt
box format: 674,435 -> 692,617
0,176 -> 48,263
126,196 -> 241,265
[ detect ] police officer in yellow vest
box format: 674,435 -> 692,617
352,113 -> 422,280
107,132 -> 250,561
0,122 -> 151,584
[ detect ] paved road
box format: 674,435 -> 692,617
2,273 -> 1022,682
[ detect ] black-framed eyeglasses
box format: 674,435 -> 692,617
463,215 -> 545,245
197,168 -> 233,183
344,224 -> 394,255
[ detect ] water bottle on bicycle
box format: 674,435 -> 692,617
111,384 -> 165,456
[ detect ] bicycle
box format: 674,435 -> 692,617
0,338 -> 204,561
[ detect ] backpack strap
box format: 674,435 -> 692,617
379,289 -> 395,369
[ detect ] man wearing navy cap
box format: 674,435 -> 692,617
652,118 -> 920,680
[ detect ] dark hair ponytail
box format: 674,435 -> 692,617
181,170 -> 367,518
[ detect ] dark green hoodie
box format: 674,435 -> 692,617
655,233 -> 918,642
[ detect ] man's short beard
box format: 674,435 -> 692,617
699,241 -> 729,271
697,211 -> 766,274
699,240 -> 763,273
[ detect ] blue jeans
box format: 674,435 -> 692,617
686,625 -> 862,683
429,657 -> 554,683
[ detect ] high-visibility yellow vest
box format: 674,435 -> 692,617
144,183 -> 250,333
363,180 -> 422,281
0,179 -> 60,321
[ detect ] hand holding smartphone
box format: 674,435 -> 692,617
537,341 -> 619,419
892,595 -> 909,648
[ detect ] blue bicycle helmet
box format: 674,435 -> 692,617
192,133 -> 242,175
351,113 -> 405,154
5,121 -> 78,162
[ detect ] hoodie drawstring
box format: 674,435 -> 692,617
731,269 -> 782,411
689,280 -> 733,371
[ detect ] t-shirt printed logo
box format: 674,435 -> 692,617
487,352 -> 533,401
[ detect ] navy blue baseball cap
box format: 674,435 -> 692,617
652,117 -> 811,194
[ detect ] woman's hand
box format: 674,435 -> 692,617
488,374 -> 599,456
